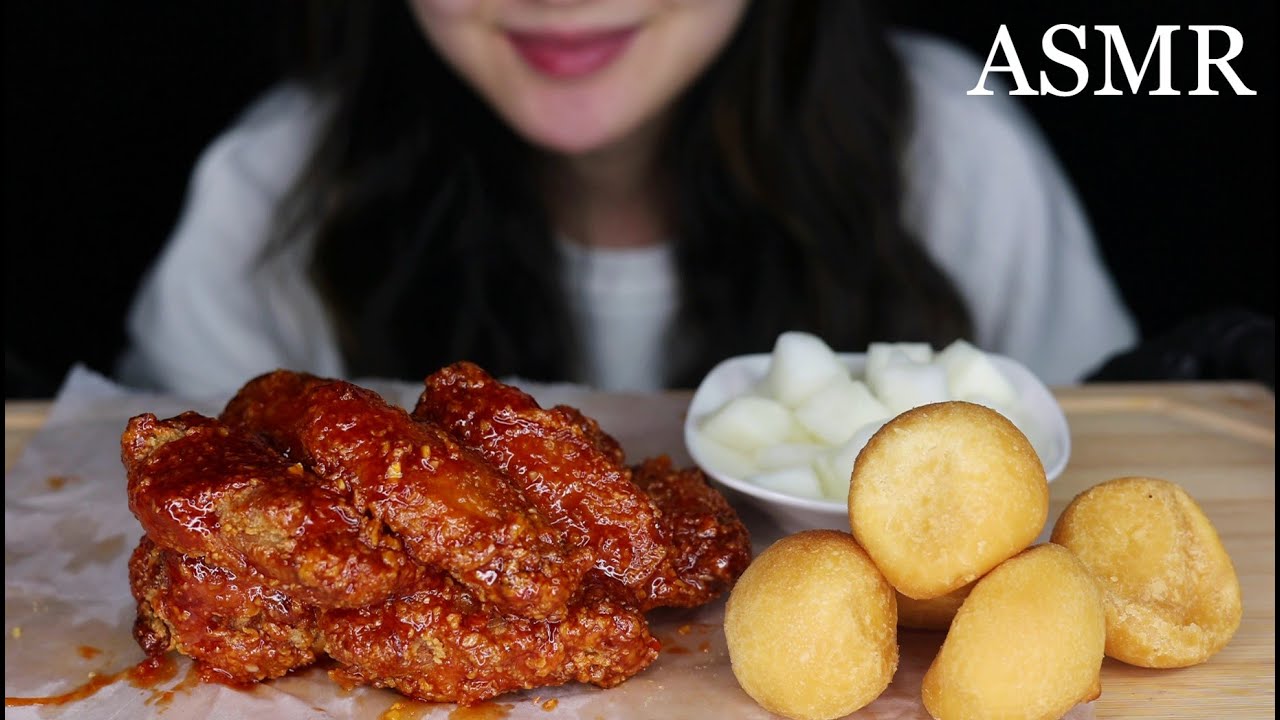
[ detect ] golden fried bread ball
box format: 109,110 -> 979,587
1051,476 -> 1242,668
849,401 -> 1048,599
724,530 -> 897,720
896,582 -> 973,630
922,544 -> 1106,720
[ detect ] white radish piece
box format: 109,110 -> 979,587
749,465 -> 826,501
688,431 -> 759,479
794,375 -> 891,445
814,419 -> 886,501
870,358 -> 949,416
864,342 -> 933,385
699,395 -> 798,453
755,442 -> 827,471
764,331 -> 847,408
937,339 -> 1019,408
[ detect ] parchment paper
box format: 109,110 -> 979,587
5,367 -> 1094,719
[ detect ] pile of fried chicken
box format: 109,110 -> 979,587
122,362 -> 751,704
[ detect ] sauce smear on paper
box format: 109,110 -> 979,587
4,655 -> 177,707
147,662 -> 202,709
449,701 -> 513,720
377,700 -> 513,720
380,699 -> 435,720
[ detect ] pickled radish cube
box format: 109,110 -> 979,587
814,420 -> 886,500
749,465 -> 826,501
871,359 -> 949,415
688,431 -> 758,478
793,376 -> 891,445
864,342 -> 934,385
765,331 -> 847,408
699,396 -> 797,453
755,442 -> 827,471
937,339 -> 1018,407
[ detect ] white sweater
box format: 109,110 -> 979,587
118,32 -> 1136,396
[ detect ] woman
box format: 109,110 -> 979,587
118,0 -> 1135,396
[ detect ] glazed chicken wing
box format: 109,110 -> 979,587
554,403 -> 627,466
124,364 -> 750,705
221,369 -> 330,461
414,362 -> 667,588
123,411 -> 416,608
630,456 -> 753,610
229,376 -> 588,620
129,536 -> 321,683
320,572 -> 659,705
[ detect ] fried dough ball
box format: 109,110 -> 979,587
922,544 -> 1105,720
896,582 -> 973,631
1050,476 -> 1242,668
849,401 -> 1048,599
724,530 -> 897,720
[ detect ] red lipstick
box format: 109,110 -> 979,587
507,28 -> 637,79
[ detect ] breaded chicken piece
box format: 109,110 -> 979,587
321,572 -> 659,705
125,366 -> 750,705
630,456 -> 753,610
294,380 -> 587,620
554,404 -> 627,466
413,362 -> 667,589
221,369 -> 331,461
123,411 -> 416,608
129,536 -> 321,683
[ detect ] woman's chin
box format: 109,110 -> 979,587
516,117 -> 637,158
494,84 -> 653,157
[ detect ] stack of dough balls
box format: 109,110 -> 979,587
1051,476 -> 1243,668
724,374 -> 1241,720
727,400 -> 1100,720
850,401 -> 1106,720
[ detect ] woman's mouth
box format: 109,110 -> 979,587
507,27 -> 638,79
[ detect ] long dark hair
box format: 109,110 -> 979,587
278,0 -> 972,387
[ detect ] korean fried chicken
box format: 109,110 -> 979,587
221,368 -> 330,461
129,536 -> 321,683
321,573 -> 658,705
124,365 -> 751,705
630,456 -> 753,610
226,376 -> 590,620
414,361 -> 668,589
122,411 -> 417,608
415,363 -> 751,610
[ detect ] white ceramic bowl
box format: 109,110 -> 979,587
684,352 -> 1071,534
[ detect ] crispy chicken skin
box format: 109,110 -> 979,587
221,369 -> 330,461
129,536 -> 321,683
555,404 -> 627,466
414,362 -> 668,589
321,572 -> 659,705
122,411 -> 416,608
630,456 -> 753,610
124,365 -> 752,705
297,381 -> 589,621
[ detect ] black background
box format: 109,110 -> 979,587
5,2 -> 1274,397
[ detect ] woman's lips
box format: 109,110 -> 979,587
507,28 -> 637,79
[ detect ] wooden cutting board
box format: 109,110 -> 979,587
4,381 -> 1274,718
1048,382 -> 1274,719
